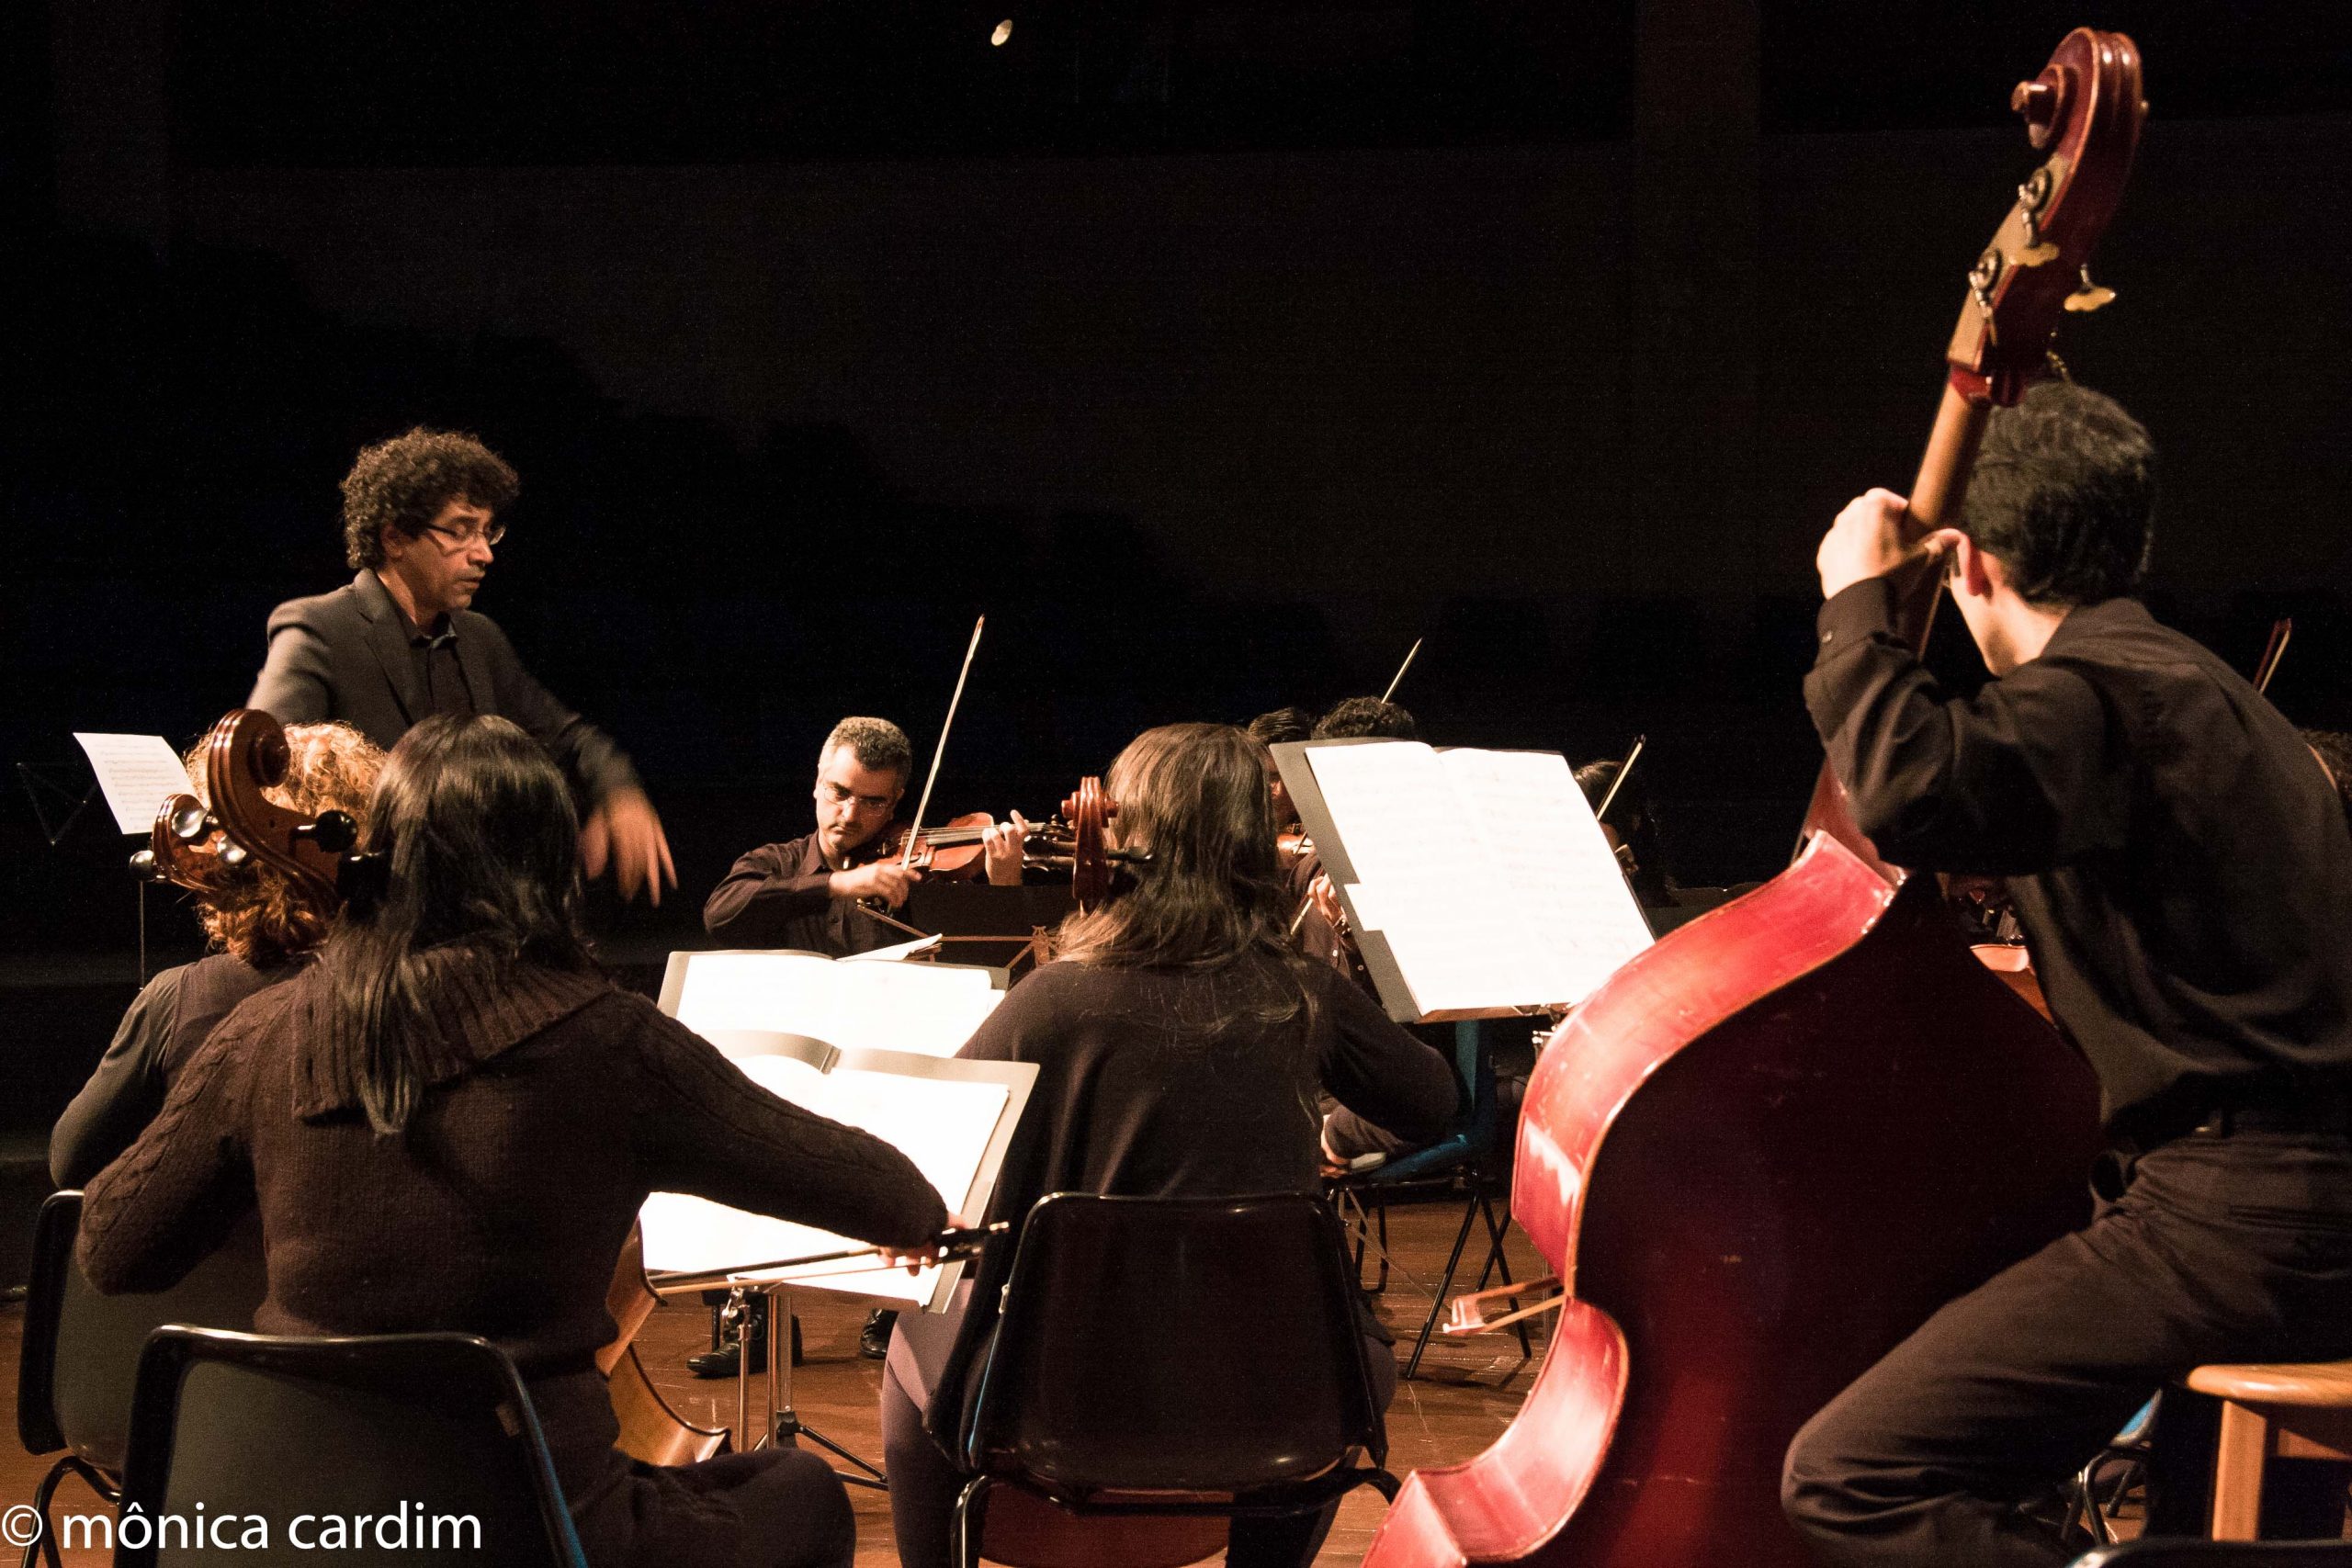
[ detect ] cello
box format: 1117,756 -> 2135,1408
187,708 -> 729,1467
1362,29 -> 2141,1568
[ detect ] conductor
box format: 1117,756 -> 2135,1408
248,426 -> 673,901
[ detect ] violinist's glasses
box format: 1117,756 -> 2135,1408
419,520 -> 506,550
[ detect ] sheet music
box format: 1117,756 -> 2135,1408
664,949 -> 1002,1059
72,733 -> 194,836
639,1036 -> 1033,1308
1291,740 -> 1653,1018
1437,748 -> 1655,1005
1302,743 -> 1554,1016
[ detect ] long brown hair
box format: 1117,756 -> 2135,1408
1053,724 -> 1307,1002
319,716 -> 592,1134
187,723 -> 386,966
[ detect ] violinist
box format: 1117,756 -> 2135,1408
703,716 -> 1027,956
248,427 -> 675,904
879,722 -> 1457,1568
703,715 -> 1026,1370
77,715 -> 947,1568
1247,705 -> 1315,829
50,721 -> 385,1187
1782,381 -> 2352,1566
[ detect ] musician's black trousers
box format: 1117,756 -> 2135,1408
1781,1126 -> 2352,1568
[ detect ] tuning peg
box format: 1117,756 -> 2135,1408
2064,265 -> 2116,313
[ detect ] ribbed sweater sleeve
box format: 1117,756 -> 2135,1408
625,1001 -> 948,1248
76,1028 -> 257,1293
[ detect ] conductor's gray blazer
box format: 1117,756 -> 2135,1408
247,569 -> 642,805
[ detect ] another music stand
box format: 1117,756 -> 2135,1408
904,883 -> 1076,975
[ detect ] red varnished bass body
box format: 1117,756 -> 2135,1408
1362,836 -> 2098,1566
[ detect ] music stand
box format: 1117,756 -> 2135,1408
904,883 -> 1076,973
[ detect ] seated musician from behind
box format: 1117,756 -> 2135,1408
705,716 -> 1025,955
879,722 -> 1458,1568
1783,381 -> 2352,1565
78,716 -> 948,1568
50,721 -> 384,1188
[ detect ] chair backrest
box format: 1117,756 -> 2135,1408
963,1191 -> 1384,1495
114,1327 -> 585,1567
2069,1541 -> 2352,1566
15,1190 -> 266,1474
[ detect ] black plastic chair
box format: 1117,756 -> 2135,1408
1326,1019 -> 1531,1378
14,1191 -> 265,1568
2071,1540 -> 2352,1565
115,1326 -> 586,1567
952,1191 -> 1400,1568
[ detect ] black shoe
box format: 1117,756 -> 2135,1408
860,1308 -> 899,1360
685,1316 -> 802,1378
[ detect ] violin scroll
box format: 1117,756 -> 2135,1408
1063,775 -> 1117,912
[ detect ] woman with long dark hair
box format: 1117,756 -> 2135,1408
880,721 -> 1458,1568
80,716 -> 948,1568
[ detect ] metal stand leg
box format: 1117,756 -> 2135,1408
737,1282 -> 888,1490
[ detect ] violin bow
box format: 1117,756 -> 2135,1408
648,1222 -> 1009,1293
1594,735 -> 1647,824
900,615 -> 987,871
1381,637 -> 1424,705
2254,616 -> 2293,696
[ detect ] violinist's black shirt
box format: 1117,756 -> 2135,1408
1805,581 -> 2352,1145
701,829 -> 904,956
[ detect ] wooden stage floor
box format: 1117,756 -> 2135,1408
3,1202 -> 1549,1566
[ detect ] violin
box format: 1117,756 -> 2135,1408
1363,32 -> 2137,1568
871,811 -> 998,879
182,708 -> 726,1469
1014,777 -> 1138,914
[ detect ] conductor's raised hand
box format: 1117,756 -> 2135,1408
1815,488 -> 1967,601
982,811 -> 1030,886
581,789 -> 676,906
831,858 -> 920,908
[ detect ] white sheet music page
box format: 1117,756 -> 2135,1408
1301,742 -> 1553,1016
1436,748 -> 1653,1005
639,1054 -> 1009,1303
665,950 -> 1002,1058
73,733 -> 195,835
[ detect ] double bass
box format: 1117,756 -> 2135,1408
1363,30 -> 2141,1568
176,709 -> 728,1467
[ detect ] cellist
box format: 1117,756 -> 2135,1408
50,721 -> 385,1187
1782,380 -> 2352,1564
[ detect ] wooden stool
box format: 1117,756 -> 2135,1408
2183,1359 -> 2352,1539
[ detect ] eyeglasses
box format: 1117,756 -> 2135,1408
419,520 -> 507,549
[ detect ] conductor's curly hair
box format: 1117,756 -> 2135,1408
341,427 -> 520,570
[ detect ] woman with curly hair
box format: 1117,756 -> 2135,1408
881,721 -> 1459,1568
50,721 -> 386,1187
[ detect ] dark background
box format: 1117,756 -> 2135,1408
5,0 -> 2351,1130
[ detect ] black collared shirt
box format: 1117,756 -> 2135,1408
1805,580 -> 2352,1144
701,829 -> 905,956
395,606 -> 477,723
